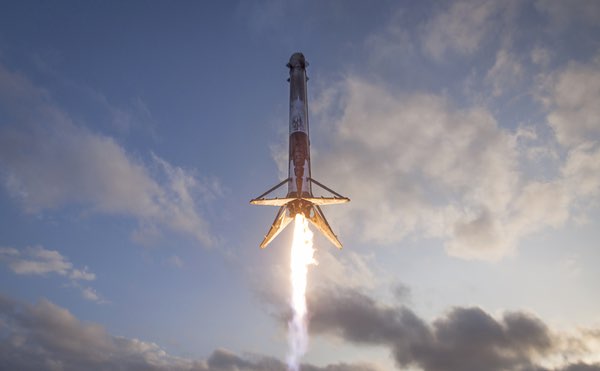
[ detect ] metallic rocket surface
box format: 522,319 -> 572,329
251,53 -> 349,249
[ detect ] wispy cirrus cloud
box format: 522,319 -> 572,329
0,63 -> 218,246
535,0 -> 600,28
0,246 -> 94,280
485,48 -> 524,97
420,0 -> 505,60
0,245 -> 103,302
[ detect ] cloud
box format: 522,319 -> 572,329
235,0 -> 288,34
0,245 -> 103,303
205,348 -> 380,371
0,293 -> 198,370
541,57 -> 600,148
314,78 -> 544,259
167,255 -> 184,268
536,56 -> 600,213
0,245 -> 91,279
310,250 -> 380,292
0,63 -> 216,246
69,267 -> 96,281
421,0 -> 503,60
531,46 -> 552,67
0,293 -> 381,371
536,0 -> 600,27
306,61 -> 600,260
361,10 -> 417,76
485,48 -> 524,97
562,144 -> 600,201
252,247 -> 382,317
308,287 -> 600,371
80,287 -> 102,302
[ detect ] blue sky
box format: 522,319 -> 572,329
1,1 -> 600,370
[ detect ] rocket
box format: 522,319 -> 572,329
250,52 -> 350,249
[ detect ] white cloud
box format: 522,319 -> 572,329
69,266 -> 96,281
421,0 -> 502,60
485,49 -> 523,97
0,63 -> 216,246
363,11 -> 416,73
531,46 -> 552,67
151,154 -> 216,244
1,245 -> 73,276
542,58 -> 600,148
536,0 -> 600,27
80,287 -> 102,303
534,56 -> 600,216
236,0 -> 287,34
0,245 -> 103,303
311,250 -> 380,292
0,247 -> 19,259
310,77 -> 581,260
562,143 -> 600,201
167,255 -> 184,268
315,78 -> 515,253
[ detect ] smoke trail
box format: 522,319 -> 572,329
287,214 -> 316,371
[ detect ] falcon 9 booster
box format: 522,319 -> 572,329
250,53 -> 350,249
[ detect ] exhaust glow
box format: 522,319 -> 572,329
287,213 -> 316,371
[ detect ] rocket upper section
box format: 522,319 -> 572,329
287,53 -> 309,136
287,52 -> 308,70
287,52 -> 311,197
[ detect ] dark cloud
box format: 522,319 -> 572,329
558,364 -> 600,371
391,282 -> 411,303
561,363 -> 600,371
309,289 -> 431,352
2,290 -> 597,371
0,293 -> 380,371
206,349 -> 378,371
309,288 -> 598,371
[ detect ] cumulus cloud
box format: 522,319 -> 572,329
562,144 -> 600,201
542,58 -> 600,148
0,245 -> 103,302
0,63 -> 217,246
308,288 -> 600,371
312,77 -> 571,259
302,1 -> 600,260
537,56 -> 600,213
0,293 -> 380,371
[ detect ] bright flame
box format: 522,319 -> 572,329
287,214 -> 316,371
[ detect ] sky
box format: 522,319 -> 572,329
1,1 -> 600,370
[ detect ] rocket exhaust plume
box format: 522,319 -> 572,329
287,214 -> 316,371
